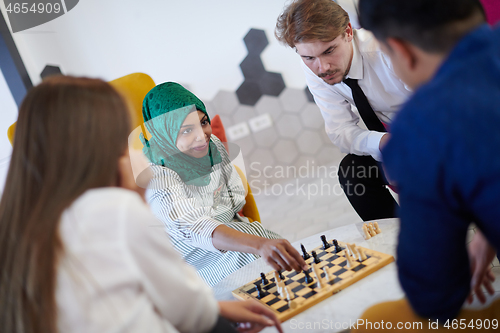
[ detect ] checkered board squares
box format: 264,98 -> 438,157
232,240 -> 394,322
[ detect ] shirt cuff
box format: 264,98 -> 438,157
366,131 -> 386,162
191,217 -> 227,253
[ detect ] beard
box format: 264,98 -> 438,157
318,68 -> 349,85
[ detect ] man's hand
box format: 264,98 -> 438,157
256,239 -> 308,272
379,133 -> 391,151
467,230 -> 496,303
219,300 -> 283,333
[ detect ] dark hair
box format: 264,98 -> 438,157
275,0 -> 350,48
359,0 -> 486,53
0,76 -> 131,333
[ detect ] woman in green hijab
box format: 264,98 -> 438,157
142,82 -> 307,286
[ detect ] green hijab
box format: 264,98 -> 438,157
141,82 -> 222,186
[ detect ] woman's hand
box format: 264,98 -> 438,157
256,238 -> 308,272
211,226 -> 307,272
219,300 -> 283,333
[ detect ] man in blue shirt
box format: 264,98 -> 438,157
353,0 -> 500,327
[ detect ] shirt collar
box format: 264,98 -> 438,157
345,31 -> 363,80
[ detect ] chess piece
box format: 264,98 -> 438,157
344,251 -> 353,268
312,263 -> 326,289
362,223 -> 372,239
279,270 -> 285,280
274,271 -> 281,283
347,243 -> 356,258
358,247 -> 367,261
286,286 -> 298,309
321,235 -> 331,249
333,239 -> 342,253
323,267 -> 331,282
260,272 -> 269,285
350,244 -> 360,260
277,281 -> 286,298
374,222 -> 382,234
312,250 -> 321,264
255,283 -> 265,299
368,223 -> 376,236
303,269 -> 314,284
301,243 -> 311,260
344,244 -> 351,257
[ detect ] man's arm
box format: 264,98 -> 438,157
303,62 -> 386,161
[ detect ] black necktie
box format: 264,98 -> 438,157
343,78 -> 386,133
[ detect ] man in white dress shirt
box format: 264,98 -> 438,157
275,0 -> 412,221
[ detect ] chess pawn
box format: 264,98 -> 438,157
286,286 -> 298,309
285,286 -> 296,300
368,223 -> 376,236
374,222 -> 382,234
312,263 -> 326,289
322,267 -> 331,282
362,223 -> 372,239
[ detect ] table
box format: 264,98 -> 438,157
213,218 -> 500,332
213,218 -> 404,332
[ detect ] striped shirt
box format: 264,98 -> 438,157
147,136 -> 280,286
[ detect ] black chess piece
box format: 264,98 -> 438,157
321,235 -> 331,249
279,270 -> 285,280
255,283 -> 265,299
260,272 -> 269,285
311,250 -> 321,264
333,239 -> 342,253
303,269 -> 314,284
301,243 -> 311,260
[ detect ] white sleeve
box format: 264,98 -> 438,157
123,195 -> 219,333
303,62 -> 385,161
148,168 -> 224,253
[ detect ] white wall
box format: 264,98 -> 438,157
1,0 -> 313,101
0,68 -> 17,192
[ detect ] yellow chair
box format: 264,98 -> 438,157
109,72 -> 156,130
233,164 -> 261,223
7,122 -> 16,146
7,73 -> 156,146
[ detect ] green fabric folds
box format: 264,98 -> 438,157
141,82 -> 222,186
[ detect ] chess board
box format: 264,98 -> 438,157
232,240 -> 394,322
